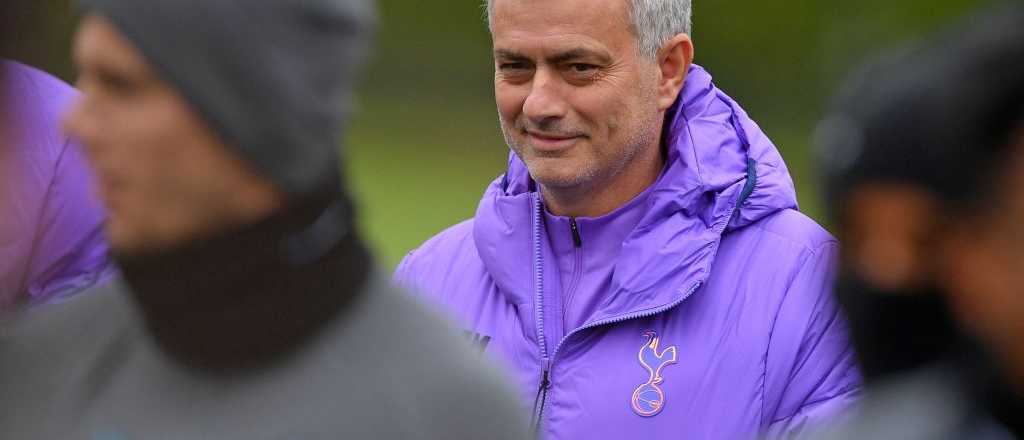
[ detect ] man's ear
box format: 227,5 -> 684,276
655,33 -> 694,111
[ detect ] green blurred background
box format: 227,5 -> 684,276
3,0 -> 986,267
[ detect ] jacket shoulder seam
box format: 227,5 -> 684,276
747,213 -> 836,255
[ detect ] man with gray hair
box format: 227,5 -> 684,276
396,0 -> 860,438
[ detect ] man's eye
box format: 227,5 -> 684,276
97,72 -> 138,96
499,63 -> 527,70
570,64 -> 597,73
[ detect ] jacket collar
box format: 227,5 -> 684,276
473,65 -> 798,319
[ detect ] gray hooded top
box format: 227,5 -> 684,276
0,1 -> 529,438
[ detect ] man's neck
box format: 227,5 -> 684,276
542,147 -> 664,218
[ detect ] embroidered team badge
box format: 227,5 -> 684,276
631,331 -> 678,417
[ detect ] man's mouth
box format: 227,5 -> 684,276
525,130 -> 583,151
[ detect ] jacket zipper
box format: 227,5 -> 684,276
551,282 -> 702,362
529,192 -> 739,436
562,218 -> 584,330
530,361 -> 552,437
532,195 -> 550,360
569,218 -> 582,247
530,194 -> 550,438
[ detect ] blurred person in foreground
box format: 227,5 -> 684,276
811,4 -> 1024,439
394,0 -> 860,437
0,0 -> 527,438
0,60 -> 112,307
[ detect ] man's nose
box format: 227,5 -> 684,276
522,68 -> 568,126
62,95 -> 99,158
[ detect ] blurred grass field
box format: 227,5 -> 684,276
347,95 -> 507,267
5,0 -> 987,269
347,0 -> 983,268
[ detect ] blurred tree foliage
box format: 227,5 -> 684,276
6,0 -> 988,266
1,0 -> 76,78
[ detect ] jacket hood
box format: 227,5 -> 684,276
1,60 -> 114,308
473,65 -> 798,318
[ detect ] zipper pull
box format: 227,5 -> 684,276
569,218 -> 582,248
531,368 -> 551,410
531,368 -> 552,437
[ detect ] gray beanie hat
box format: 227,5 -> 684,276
78,0 -> 375,197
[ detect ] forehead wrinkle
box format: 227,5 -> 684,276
547,48 -> 612,65
494,33 -> 615,62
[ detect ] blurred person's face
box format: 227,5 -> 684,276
65,15 -> 284,256
490,0 -> 691,210
842,129 -> 1024,391
940,129 -> 1024,389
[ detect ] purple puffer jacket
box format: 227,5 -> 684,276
0,60 -> 113,309
395,65 -> 860,439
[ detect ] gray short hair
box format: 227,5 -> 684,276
485,0 -> 692,59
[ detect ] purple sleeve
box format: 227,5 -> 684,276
392,249 -> 435,303
392,251 -> 415,286
24,138 -> 113,304
762,241 -> 862,438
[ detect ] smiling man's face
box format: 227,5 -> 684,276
491,0 -> 664,195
